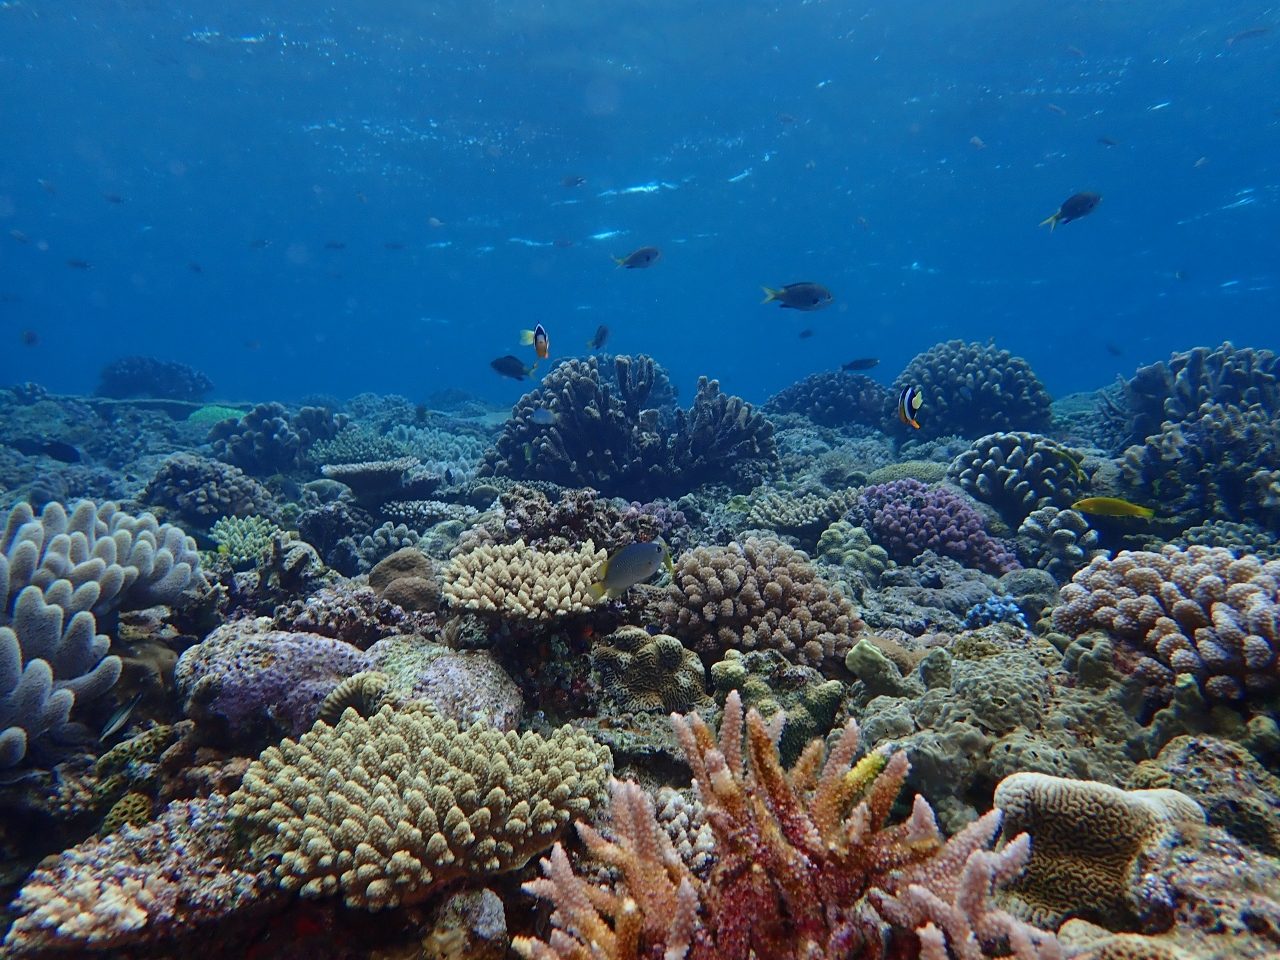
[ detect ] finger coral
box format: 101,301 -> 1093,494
949,432 -> 1086,525
513,691 -> 1061,960
658,536 -> 864,673
442,539 -> 605,620
1052,545 -> 1280,706
229,701 -> 610,909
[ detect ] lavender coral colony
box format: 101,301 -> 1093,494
2,340 -> 1279,960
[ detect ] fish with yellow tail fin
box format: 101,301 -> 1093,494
897,385 -> 923,429
588,539 -> 673,600
519,323 -> 550,360
1072,496 -> 1155,519
1040,192 -> 1101,231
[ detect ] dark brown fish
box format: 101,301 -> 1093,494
1097,136 -> 1119,147
798,329 -> 815,339
587,324 -> 610,350
20,329 -> 39,347
1039,192 -> 1101,231
324,241 -> 346,250
491,355 -> 537,381
842,357 -> 879,371
66,259 -> 92,269
761,282 -> 833,311
103,193 -> 124,204
9,229 -> 29,244
614,246 -> 662,269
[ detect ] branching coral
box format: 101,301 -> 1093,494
745,486 -> 861,548
891,341 -> 1052,441
1053,545 -> 1280,706
229,701 -> 610,909
442,539 -> 605,620
658,537 -> 863,672
513,691 -> 1061,960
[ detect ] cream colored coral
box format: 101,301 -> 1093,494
442,539 -> 606,620
230,702 -> 611,909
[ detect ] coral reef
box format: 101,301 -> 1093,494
591,626 -> 708,714
815,520 -> 891,585
229,701 -> 610,908
658,537 -> 863,672
95,355 -> 214,402
891,340 -> 1053,441
848,478 -> 1021,575
442,539 -> 605,621
369,546 -> 441,612
365,636 -> 523,730
141,452 -> 281,527
210,402 -> 347,476
1015,506 -> 1104,583
762,371 -> 891,428
743,486 -> 860,549
1053,545 -> 1280,706
209,514 -> 283,569
514,691 -> 1061,960
948,432 -> 1086,525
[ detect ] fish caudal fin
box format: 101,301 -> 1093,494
588,581 -> 607,601
519,329 -> 535,345
761,286 -> 779,304
613,255 -> 626,267
1039,213 -> 1059,231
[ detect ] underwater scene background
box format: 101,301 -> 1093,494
1,2 -> 1279,959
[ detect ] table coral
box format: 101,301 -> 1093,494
658,536 -> 863,673
442,539 -> 605,620
1053,545 -> 1280,706
229,701 -> 610,909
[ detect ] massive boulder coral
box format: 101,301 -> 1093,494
591,625 -> 708,714
442,539 -> 605,621
513,691 -> 1062,960
95,354 -> 214,402
891,340 -> 1052,441
948,432 -> 1086,525
1052,545 -> 1280,706
1016,506 -> 1103,583
658,536 -> 863,672
480,355 -> 777,499
847,478 -> 1020,575
209,401 -> 347,475
141,452 -> 280,527
229,701 -> 610,909
763,370 -> 891,428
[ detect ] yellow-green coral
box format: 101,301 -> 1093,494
866,460 -> 949,484
815,520 -> 890,583
229,702 -> 611,909
591,627 -> 708,714
101,791 -> 152,834
209,514 -> 282,569
442,539 -> 605,620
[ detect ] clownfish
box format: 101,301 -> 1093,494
898,385 -> 923,429
520,323 -> 550,360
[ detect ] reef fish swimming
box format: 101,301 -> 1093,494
897,385 -> 923,430
490,355 -> 538,380
1039,192 -> 1101,231
761,282 -> 833,310
588,540 -> 674,600
520,323 -> 550,360
1071,496 -> 1155,519
842,357 -> 879,371
587,324 -> 609,350
613,246 -> 662,269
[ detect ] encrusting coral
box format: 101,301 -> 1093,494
442,538 -> 605,620
229,701 -> 611,909
513,690 -> 1062,960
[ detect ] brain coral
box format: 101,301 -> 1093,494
657,536 -> 863,672
1052,546 -> 1280,706
591,626 -> 708,714
847,478 -> 1020,575
948,431 -> 1086,525
442,539 -> 605,620
891,340 -> 1052,440
763,371 -> 891,428
229,701 -> 610,909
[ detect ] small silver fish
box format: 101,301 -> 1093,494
98,692 -> 144,742
589,540 -> 673,600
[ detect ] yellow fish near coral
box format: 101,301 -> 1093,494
588,540 -> 673,600
1071,496 -> 1155,520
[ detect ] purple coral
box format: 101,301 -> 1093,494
850,478 -> 1020,575
174,623 -> 371,740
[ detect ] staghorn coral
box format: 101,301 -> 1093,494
591,626 -> 709,714
891,340 -> 1052,441
141,452 -> 280,527
3,794 -> 279,955
481,356 -> 777,500
210,401 -> 347,475
994,772 -> 1205,930
658,536 -> 863,672
1053,545 -> 1280,706
95,355 -> 213,402
442,539 -> 605,620
948,432 -> 1086,525
1016,506 -> 1104,584
513,690 -> 1061,960
229,701 -> 610,909
763,371 -> 891,428
848,478 -> 1021,575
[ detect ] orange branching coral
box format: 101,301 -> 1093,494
513,691 -> 1062,960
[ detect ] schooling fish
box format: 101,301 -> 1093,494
520,323 -> 550,360
613,246 -> 662,269
587,324 -> 610,351
1071,496 -> 1155,520
842,357 -> 879,371
490,355 -> 538,381
761,282 -> 833,311
897,385 -> 923,430
588,540 -> 674,600
1040,192 -> 1101,231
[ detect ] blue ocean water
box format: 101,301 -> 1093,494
1,0 -> 1276,406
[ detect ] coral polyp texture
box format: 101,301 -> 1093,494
513,691 -> 1061,960
481,355 -> 777,499
229,701 -> 611,909
948,431 -> 1086,525
141,452 -> 280,526
1053,545 -> 1280,706
442,539 -> 606,620
891,340 -> 1052,440
591,625 -> 709,714
658,536 -> 864,672
848,478 -> 1021,575
763,370 -> 891,427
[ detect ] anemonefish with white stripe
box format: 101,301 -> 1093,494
898,385 -> 924,430
520,323 -> 550,360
